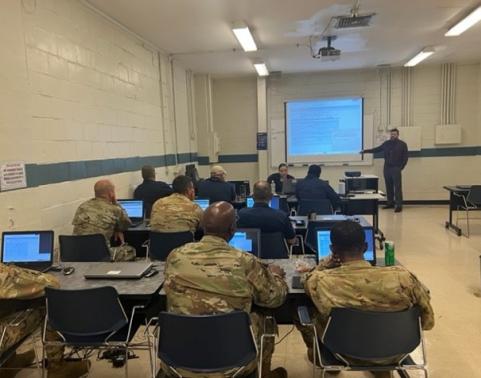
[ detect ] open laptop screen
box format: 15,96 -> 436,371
229,229 -> 260,257
246,196 -> 280,210
194,198 -> 210,211
316,228 -> 375,264
2,231 -> 54,264
118,200 -> 144,219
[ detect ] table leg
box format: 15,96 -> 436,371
445,192 -> 462,236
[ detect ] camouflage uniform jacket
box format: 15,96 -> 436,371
0,263 -> 60,319
164,235 -> 288,315
150,193 -> 203,233
72,197 -> 132,245
305,260 -> 435,332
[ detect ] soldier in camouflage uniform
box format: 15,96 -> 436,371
151,175 -> 203,233
297,221 -> 434,376
72,179 -> 136,261
0,264 -> 89,377
164,202 -> 288,378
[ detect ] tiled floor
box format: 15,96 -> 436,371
16,206 -> 481,377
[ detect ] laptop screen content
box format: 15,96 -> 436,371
118,200 -> 144,218
195,199 -> 210,211
229,229 -> 260,256
2,232 -> 53,263
246,196 -> 280,210
316,228 -> 375,263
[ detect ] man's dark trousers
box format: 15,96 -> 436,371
384,166 -> 403,208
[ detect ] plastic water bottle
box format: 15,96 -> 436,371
271,182 -> 276,194
384,241 -> 395,266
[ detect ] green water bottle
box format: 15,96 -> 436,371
384,241 -> 395,266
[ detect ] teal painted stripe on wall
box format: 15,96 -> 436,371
197,154 -> 259,165
23,153 -> 197,188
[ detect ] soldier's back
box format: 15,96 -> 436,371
150,193 -> 202,233
72,198 -> 120,241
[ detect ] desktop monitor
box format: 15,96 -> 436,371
316,227 -> 376,265
229,228 -> 261,257
229,180 -> 251,198
185,164 -> 200,184
194,198 -> 210,211
118,199 -> 144,220
1,231 -> 54,269
246,196 -> 280,210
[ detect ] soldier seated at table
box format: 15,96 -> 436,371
72,179 -> 136,261
0,264 -> 89,377
296,220 -> 434,378
164,201 -> 289,378
150,175 -> 203,234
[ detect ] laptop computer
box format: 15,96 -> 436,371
229,228 -> 261,257
315,227 -> 376,265
1,231 -> 54,272
118,199 -> 144,227
84,261 -> 153,279
194,198 -> 210,211
246,196 -> 280,210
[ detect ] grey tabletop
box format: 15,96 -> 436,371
262,256 -> 317,294
290,215 -> 372,229
50,261 -> 165,298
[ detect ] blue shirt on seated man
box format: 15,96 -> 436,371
295,164 -> 341,210
238,180 -> 296,244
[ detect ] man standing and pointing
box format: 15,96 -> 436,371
361,128 -> 408,212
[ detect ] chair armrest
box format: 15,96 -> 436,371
297,306 -> 312,326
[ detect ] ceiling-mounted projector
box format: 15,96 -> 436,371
314,36 -> 341,61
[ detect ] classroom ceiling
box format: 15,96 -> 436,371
86,0 -> 481,76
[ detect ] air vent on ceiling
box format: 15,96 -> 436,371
335,14 -> 375,29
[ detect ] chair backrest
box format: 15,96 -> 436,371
298,199 -> 333,216
157,311 -> 257,373
45,287 -> 127,338
467,185 -> 481,205
322,307 -> 421,360
259,232 -> 289,259
59,234 -> 111,262
149,231 -> 194,261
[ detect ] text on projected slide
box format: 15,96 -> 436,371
285,97 -> 363,163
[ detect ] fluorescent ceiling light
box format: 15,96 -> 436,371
253,62 -> 269,76
404,48 -> 435,67
445,5 -> 481,36
232,22 -> 257,52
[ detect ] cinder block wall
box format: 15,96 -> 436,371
0,0 -> 196,238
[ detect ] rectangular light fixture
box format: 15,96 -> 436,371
232,22 -> 257,52
253,62 -> 269,76
445,5 -> 481,36
404,48 -> 435,67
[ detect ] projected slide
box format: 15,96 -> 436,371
286,97 -> 364,163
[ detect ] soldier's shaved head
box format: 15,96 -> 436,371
141,165 -> 155,180
202,201 -> 236,241
330,220 -> 367,261
253,181 -> 273,203
94,179 -> 115,200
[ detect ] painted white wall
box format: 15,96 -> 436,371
203,63 -> 481,200
0,0 -> 195,237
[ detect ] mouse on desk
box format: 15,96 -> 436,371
62,266 -> 75,276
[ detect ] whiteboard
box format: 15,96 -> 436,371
269,115 -> 374,168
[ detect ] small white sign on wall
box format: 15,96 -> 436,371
0,161 -> 27,191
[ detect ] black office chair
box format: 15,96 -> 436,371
297,306 -> 428,378
59,234 -> 111,262
152,311 -> 258,378
42,287 -> 152,378
147,231 -> 194,261
259,232 -> 290,259
455,185 -> 481,237
297,199 -> 333,216
0,300 -> 44,377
